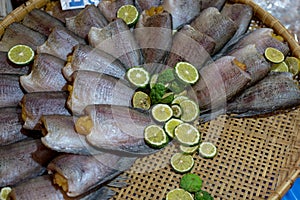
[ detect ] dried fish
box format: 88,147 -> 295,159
0,74 -> 24,108
0,51 -> 30,75
134,0 -> 162,13
200,0 -> 226,11
98,0 -> 134,22
46,1 -> 82,23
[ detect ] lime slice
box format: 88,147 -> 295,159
150,74 -> 159,89
164,118 -> 183,138
117,5 -> 139,26
180,144 -> 199,154
199,142 -> 217,158
195,190 -> 214,200
285,56 -> 300,75
180,173 -> 203,193
8,45 -> 34,65
160,92 -> 175,104
180,99 -> 200,122
264,47 -> 285,63
170,153 -> 194,173
175,62 -> 199,84
174,123 -> 200,146
271,62 -> 289,72
151,104 -> 173,123
172,95 -> 189,105
0,187 -> 12,200
171,104 -> 182,118
144,124 -> 168,148
132,91 -> 151,110
126,67 -> 150,88
166,188 -> 194,200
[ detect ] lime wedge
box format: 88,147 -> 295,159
170,153 -> 194,173
180,99 -> 200,122
180,145 -> 199,154
8,45 -> 34,65
180,173 -> 203,193
151,104 -> 173,123
150,73 -> 159,89
285,56 -> 300,75
126,67 -> 150,88
144,125 -> 168,148
174,123 -> 200,146
160,92 -> 175,104
264,47 -> 285,63
195,190 -> 214,200
199,142 -> 217,158
172,95 -> 189,105
166,188 -> 194,200
171,104 -> 182,118
175,62 -> 199,84
0,187 -> 12,200
271,62 -> 289,72
132,91 -> 151,110
164,118 -> 183,138
117,5 -> 139,26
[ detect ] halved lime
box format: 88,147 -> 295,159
151,104 -> 173,123
264,47 -> 285,63
180,145 -> 199,154
172,95 -> 189,105
175,62 -> 199,84
144,124 -> 168,148
180,99 -> 200,122
126,67 -> 150,88
117,5 -> 139,26
132,91 -> 151,110
8,45 -> 34,65
171,104 -> 182,118
0,187 -> 12,200
166,188 -> 194,200
180,173 -> 203,193
285,56 -> 300,75
271,62 -> 289,72
199,142 -> 217,158
164,118 -> 183,138
174,123 -> 200,146
170,153 -> 194,173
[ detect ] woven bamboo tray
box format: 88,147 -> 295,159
1,0 -> 300,199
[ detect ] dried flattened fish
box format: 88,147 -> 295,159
200,0 -> 226,11
0,51 -> 30,75
0,74 -> 24,108
98,0 -> 134,22
134,0 -> 162,13
46,1 -> 82,23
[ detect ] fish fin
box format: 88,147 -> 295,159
107,173 -> 130,188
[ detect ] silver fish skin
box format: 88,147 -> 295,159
98,0 -> 134,22
66,5 -> 108,39
229,44 -> 271,86
190,7 -> 237,54
41,115 -> 101,155
63,44 -> 126,81
0,139 -> 57,187
0,107 -> 27,146
200,0 -> 226,11
0,52 -> 30,75
88,19 -> 143,69
67,71 -> 134,115
47,153 -> 136,197
135,10 -> 173,64
227,72 -> 300,117
22,8 -> 65,37
0,22 -> 47,52
47,2 -> 82,23
20,53 -> 67,93
21,91 -> 70,130
37,26 -> 86,61
228,28 -> 290,56
134,0 -> 162,13
0,74 -> 24,108
166,25 -> 215,70
192,56 -> 251,111
80,104 -> 157,155
162,0 -> 201,30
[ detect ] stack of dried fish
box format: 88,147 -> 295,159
0,0 -> 300,199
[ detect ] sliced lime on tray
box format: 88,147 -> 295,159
180,145 -> 199,154
164,118 -> 183,138
199,142 -> 217,158
126,67 -> 150,88
144,124 -> 168,148
174,123 -> 200,146
179,99 -> 199,122
264,47 -> 284,63
151,104 -> 173,123
117,5 -> 139,26
132,91 -> 151,110
8,44 -> 34,65
166,188 -> 194,200
170,152 -> 194,173
175,62 -> 199,84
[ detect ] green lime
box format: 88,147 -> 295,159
180,173 -> 203,193
126,67 -> 150,88
132,91 -> 151,110
199,142 -> 217,158
160,92 -> 175,104
271,62 -> 289,72
285,56 -> 300,75
180,145 -> 199,154
172,95 -> 189,105
180,99 -> 200,122
8,45 -> 34,65
175,62 -> 199,84
166,188 -> 194,200
117,5 -> 139,26
0,187 -> 12,200
264,47 -> 285,63
170,153 -> 194,173
150,73 -> 159,89
164,118 -> 183,138
195,190 -> 214,200
144,124 -> 168,148
151,104 -> 173,123
171,104 -> 182,118
174,123 -> 200,146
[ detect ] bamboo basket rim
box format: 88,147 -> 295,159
1,0 -> 300,199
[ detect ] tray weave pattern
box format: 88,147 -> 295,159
1,0 -> 300,199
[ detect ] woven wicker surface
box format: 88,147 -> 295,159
1,0 -> 300,199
